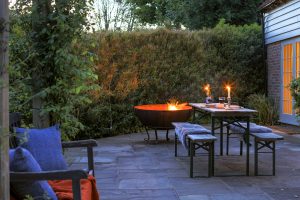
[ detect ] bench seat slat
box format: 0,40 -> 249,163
251,132 -> 283,141
229,123 -> 272,134
188,134 -> 217,142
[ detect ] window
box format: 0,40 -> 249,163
282,44 -> 293,115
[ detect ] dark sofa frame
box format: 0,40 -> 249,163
9,113 -> 98,200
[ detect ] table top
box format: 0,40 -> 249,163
189,103 -> 257,117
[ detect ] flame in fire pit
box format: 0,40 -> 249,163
168,104 -> 178,110
167,101 -> 187,111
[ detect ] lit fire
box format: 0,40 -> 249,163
167,101 -> 187,111
168,104 -> 178,110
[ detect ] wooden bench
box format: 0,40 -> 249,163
172,122 -> 211,157
251,132 -> 284,176
226,122 -> 273,156
188,134 -> 217,178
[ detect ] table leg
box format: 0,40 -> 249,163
193,107 -> 196,122
211,117 -> 215,136
246,117 -> 250,176
220,118 -> 223,156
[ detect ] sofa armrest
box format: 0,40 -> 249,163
10,170 -> 87,200
62,139 -> 97,176
62,139 -> 97,148
10,169 -> 87,181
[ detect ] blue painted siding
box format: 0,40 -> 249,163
265,0 -> 300,44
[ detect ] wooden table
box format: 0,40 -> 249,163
189,103 -> 257,176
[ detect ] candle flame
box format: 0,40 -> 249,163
204,84 -> 211,96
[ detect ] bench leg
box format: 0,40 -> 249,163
175,133 -> 178,157
188,138 -> 191,156
240,140 -> 243,156
212,142 -> 215,176
273,141 -> 276,176
190,142 -> 194,178
254,140 -> 258,176
208,142 -> 213,177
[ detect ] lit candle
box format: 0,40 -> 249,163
226,85 -> 231,98
204,84 -> 210,97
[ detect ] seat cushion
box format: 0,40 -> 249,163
173,122 -> 207,134
15,125 -> 67,171
174,123 -> 211,149
229,122 -> 272,134
9,147 -> 57,200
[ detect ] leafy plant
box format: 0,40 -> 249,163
9,0 -> 98,139
247,94 -> 279,125
290,78 -> 300,116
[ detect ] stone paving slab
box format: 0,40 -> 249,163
100,189 -> 178,200
64,129 -> 300,200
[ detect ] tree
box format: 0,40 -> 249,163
10,0 -> 97,139
182,0 -> 261,29
127,0 -> 261,29
126,0 -> 182,28
0,0 -> 10,198
95,0 -> 136,31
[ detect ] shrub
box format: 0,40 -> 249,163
247,94 -> 279,125
77,21 -> 265,137
290,78 -> 300,116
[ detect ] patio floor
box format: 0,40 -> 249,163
65,128 -> 300,200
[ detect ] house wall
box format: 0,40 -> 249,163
264,0 -> 300,44
267,42 -> 281,102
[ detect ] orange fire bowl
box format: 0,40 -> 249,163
134,104 -> 192,129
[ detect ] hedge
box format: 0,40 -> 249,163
77,21 -> 265,138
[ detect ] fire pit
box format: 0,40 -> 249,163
134,104 -> 192,141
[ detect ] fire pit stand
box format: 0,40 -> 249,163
134,104 -> 192,142
144,126 -> 170,142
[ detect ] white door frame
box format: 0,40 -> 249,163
280,37 -> 300,125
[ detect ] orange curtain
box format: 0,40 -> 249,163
283,44 -> 293,115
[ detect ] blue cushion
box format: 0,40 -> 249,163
15,125 -> 67,171
174,123 -> 211,149
9,147 -> 57,200
229,122 -> 273,134
173,122 -> 206,134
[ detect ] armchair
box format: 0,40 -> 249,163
9,113 -> 98,200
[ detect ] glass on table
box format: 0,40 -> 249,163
219,97 -> 226,104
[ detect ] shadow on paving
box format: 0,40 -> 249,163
64,130 -> 300,200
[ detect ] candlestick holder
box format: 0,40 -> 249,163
227,97 -> 231,108
205,96 -> 213,104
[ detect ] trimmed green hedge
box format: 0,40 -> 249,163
77,21 -> 265,138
